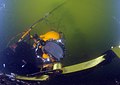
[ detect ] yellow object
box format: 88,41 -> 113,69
62,55 -> 105,74
40,31 -> 60,41
42,53 -> 49,59
16,75 -> 49,81
33,43 -> 37,48
53,62 -> 62,70
112,47 -> 120,58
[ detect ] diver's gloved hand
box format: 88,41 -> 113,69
39,39 -> 45,46
33,34 -> 39,39
33,34 -> 45,45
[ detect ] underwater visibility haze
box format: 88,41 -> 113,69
0,0 -> 120,84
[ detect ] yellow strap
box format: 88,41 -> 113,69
62,55 -> 105,74
112,47 -> 120,58
16,75 -> 49,81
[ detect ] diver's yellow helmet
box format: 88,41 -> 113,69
40,31 -> 60,41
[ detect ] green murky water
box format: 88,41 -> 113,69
0,0 -> 119,66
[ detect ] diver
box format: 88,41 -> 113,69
32,31 -> 65,72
